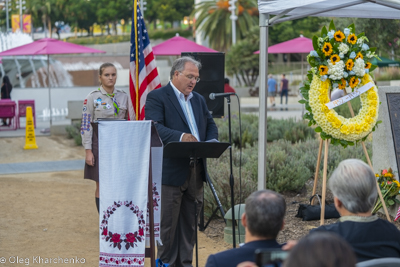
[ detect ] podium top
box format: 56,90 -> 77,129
163,141 -> 229,159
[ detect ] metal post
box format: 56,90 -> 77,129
6,0 -> 9,32
19,0 -> 22,32
229,0 -> 237,45
258,13 -> 269,190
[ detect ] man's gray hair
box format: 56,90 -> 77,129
329,159 -> 377,213
245,189 -> 286,239
170,56 -> 202,80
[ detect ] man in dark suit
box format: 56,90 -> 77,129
205,190 -> 286,267
145,56 -> 218,267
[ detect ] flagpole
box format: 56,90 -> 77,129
134,0 -> 139,120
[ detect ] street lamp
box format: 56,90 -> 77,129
16,0 -> 26,32
228,0 -> 237,45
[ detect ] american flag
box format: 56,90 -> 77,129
395,206 -> 400,221
130,0 -> 161,120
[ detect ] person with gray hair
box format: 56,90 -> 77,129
145,56 -> 218,267
205,190 -> 286,267
311,159 -> 400,262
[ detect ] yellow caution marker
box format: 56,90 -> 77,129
24,106 -> 38,149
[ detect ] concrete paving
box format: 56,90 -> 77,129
0,160 -> 85,175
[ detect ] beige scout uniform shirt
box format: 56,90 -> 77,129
81,87 -> 134,149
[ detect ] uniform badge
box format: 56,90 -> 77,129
83,99 -> 87,105
83,106 -> 87,112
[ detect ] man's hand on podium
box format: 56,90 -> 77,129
182,133 -> 198,142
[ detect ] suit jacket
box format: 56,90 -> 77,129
205,239 -> 282,267
145,82 -> 218,186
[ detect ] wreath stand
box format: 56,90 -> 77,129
311,90 -> 391,225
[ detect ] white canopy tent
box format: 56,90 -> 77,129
257,0 -> 400,189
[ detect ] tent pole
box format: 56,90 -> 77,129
48,55 -> 52,129
258,13 -> 269,190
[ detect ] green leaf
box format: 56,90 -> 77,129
357,32 -> 365,38
298,99 -> 307,104
308,121 -> 313,126
377,120 -> 382,125
315,126 -> 322,132
348,141 -> 355,146
347,23 -> 355,33
328,20 -> 336,31
388,199 -> 395,206
369,47 -> 377,53
312,35 -> 319,51
307,73 -> 313,81
369,65 -> 378,72
321,26 -> 328,37
340,140 -> 348,146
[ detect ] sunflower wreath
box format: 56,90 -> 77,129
300,20 -> 382,148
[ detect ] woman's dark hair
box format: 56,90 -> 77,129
284,232 -> 356,267
3,75 -> 11,86
2,75 -> 12,99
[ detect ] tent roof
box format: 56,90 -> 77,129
258,0 -> 400,21
152,36 -> 218,56
371,56 -> 400,67
255,36 -> 313,54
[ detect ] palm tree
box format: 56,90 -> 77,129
192,0 -> 258,52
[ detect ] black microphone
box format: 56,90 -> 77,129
209,92 -> 235,100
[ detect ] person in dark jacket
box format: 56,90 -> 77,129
1,75 -> 13,126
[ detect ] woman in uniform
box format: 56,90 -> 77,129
81,62 -> 134,213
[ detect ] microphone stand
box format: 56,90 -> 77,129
226,95 -> 236,248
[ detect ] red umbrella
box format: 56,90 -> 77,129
0,38 -> 106,127
153,35 -> 218,56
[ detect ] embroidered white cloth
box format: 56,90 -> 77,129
98,121 -> 162,267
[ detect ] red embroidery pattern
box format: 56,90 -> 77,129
100,201 -> 145,250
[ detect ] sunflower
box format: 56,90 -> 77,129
355,52 -> 363,60
365,62 -> 372,69
346,59 -> 354,71
338,78 -> 346,89
330,54 -> 340,65
334,30 -> 345,42
349,76 -> 359,88
347,34 -> 357,44
319,65 -> 328,75
322,42 -> 333,56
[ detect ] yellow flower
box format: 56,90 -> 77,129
319,65 -> 329,75
347,34 -> 357,44
394,180 -> 400,188
375,173 -> 379,177
365,62 -> 372,69
340,124 -> 349,134
334,30 -> 345,42
349,77 -> 359,88
365,115 -> 373,123
330,54 -> 340,65
338,78 -> 346,89
346,59 -> 354,71
355,52 -> 363,60
368,108 -> 376,117
322,42 -> 333,56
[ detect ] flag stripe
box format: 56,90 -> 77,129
129,0 -> 161,120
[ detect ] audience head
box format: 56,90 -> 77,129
329,159 -> 377,214
224,78 -> 230,84
282,74 -> 286,78
3,75 -> 11,85
268,74 -> 273,78
284,232 -> 356,267
244,189 -> 286,239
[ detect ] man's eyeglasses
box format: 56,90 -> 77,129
179,72 -> 200,83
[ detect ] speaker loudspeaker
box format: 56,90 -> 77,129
181,52 -> 225,118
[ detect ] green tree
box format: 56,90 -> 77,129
226,26 -> 259,87
62,0 -> 97,36
192,0 -> 259,52
152,0 -> 194,28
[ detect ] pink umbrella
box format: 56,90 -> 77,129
254,36 -> 313,54
153,35 -> 218,56
0,38 -> 106,127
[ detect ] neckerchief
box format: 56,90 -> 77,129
99,88 -> 119,116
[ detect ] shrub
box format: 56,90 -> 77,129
204,138 -> 372,218
214,114 -> 316,147
65,123 -> 82,146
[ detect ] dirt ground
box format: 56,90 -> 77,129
1,136 -> 400,267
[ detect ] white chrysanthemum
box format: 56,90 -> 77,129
338,43 -> 349,54
327,59 -> 345,80
353,58 -> 366,77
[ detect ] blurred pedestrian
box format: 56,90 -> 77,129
267,74 -> 277,107
1,75 -> 13,126
224,78 -> 236,93
280,74 -> 289,106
